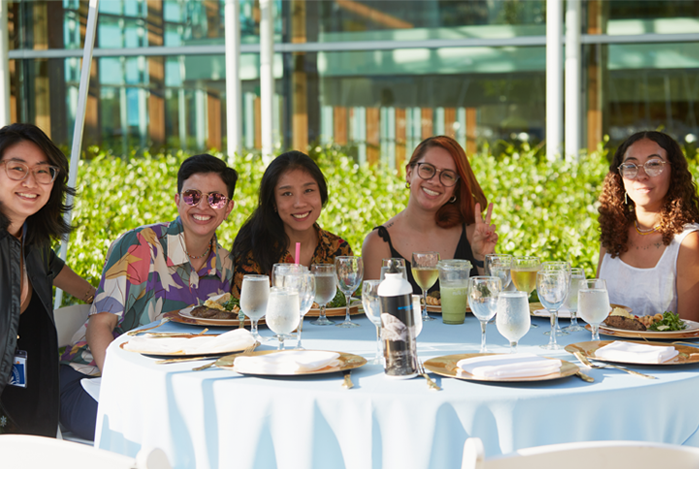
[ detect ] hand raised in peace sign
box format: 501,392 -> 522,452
471,202 -> 498,258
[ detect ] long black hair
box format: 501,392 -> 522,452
232,151 -> 328,274
0,123 -> 75,246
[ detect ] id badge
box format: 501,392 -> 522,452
9,350 -> 27,388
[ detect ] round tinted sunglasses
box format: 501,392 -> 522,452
180,189 -> 230,209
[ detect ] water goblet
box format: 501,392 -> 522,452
541,261 -> 572,337
281,271 -> 315,350
537,270 -> 569,350
467,276 -> 501,353
381,258 -> 407,281
334,256 -> 363,328
412,252 -> 440,323
361,280 -> 383,365
485,254 -> 512,289
496,291 -> 531,353
239,274 -> 270,342
310,263 -> 336,326
563,267 -> 586,332
266,287 -> 300,350
578,279 -> 610,341
271,263 -> 307,288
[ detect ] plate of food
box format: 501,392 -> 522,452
565,340 -> 699,366
592,308 -> 699,339
423,292 -> 472,314
119,329 -> 259,358
215,349 -> 367,376
529,302 -> 631,318
170,293 -> 262,327
423,353 -> 579,383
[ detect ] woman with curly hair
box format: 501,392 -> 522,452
597,131 -> 699,321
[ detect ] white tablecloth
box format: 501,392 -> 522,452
95,314 -> 699,468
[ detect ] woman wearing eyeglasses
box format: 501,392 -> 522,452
59,154 -> 236,440
231,150 -> 352,298
597,131 -> 699,321
0,123 -> 96,436
362,135 -> 498,294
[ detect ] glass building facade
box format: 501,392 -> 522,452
6,0 -> 699,166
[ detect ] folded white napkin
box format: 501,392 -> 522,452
456,353 -> 562,379
123,328 -> 255,355
595,341 -> 678,364
533,309 -> 573,318
234,350 -> 341,375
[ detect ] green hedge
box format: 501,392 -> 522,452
59,142 -> 699,305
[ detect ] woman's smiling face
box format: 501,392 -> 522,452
274,168 -> 322,235
406,145 -> 458,211
622,138 -> 672,212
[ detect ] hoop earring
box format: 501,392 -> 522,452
448,195 -> 457,204
406,182 -> 411,189
624,192 -> 628,205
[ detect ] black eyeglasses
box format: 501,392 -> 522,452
180,189 -> 230,209
1,159 -> 60,184
414,162 -> 460,187
618,159 -> 666,179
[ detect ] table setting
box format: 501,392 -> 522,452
94,254 -> 699,469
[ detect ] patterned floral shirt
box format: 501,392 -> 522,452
61,217 -> 233,374
232,224 -> 352,298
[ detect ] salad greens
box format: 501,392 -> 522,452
648,312 -> 687,331
222,296 -> 240,311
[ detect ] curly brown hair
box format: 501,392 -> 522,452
598,131 -> 699,258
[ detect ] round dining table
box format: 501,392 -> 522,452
94,310 -> 699,469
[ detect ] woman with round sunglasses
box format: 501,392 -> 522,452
231,150 -> 352,298
597,131 -> 699,321
59,154 -> 236,440
362,135 -> 498,294
0,123 -> 96,436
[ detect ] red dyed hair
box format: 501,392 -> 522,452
406,135 -> 487,228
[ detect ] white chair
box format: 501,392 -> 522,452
462,437 -> 699,469
54,303 -> 91,348
0,435 -> 171,469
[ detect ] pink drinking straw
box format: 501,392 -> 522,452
295,242 -> 301,265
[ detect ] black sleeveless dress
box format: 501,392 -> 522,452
0,292 -> 59,436
374,223 -> 478,295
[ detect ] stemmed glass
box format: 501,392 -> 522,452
541,261 -> 572,337
381,258 -> 407,281
496,291 -> 531,353
361,280 -> 383,365
536,270 -> 569,350
564,267 -> 586,332
239,274 -> 270,342
485,254 -> 512,289
412,252 -> 440,323
271,263 -> 307,288
280,271 -> 315,350
334,256 -> 363,328
265,287 -> 300,350
467,276 -> 501,353
310,263 -> 336,326
511,256 -> 540,327
578,279 -> 610,341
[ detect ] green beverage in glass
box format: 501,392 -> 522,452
437,259 -> 472,325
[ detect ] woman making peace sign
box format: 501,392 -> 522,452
362,135 -> 498,293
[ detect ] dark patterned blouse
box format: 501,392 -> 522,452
232,224 -> 353,298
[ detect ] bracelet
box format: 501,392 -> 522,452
472,258 -> 484,268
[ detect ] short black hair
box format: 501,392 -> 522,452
0,123 -> 75,246
177,154 -> 238,199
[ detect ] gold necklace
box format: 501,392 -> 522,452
634,220 -> 660,236
185,238 -> 213,259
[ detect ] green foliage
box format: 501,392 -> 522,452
59,141 -> 699,306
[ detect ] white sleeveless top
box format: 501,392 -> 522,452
598,223 -> 699,316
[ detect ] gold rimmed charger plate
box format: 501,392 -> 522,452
565,340 -> 699,366
215,349 -> 367,376
307,299 -> 362,318
529,302 -> 631,318
587,319 -> 699,340
165,308 -> 265,328
423,353 -> 579,383
119,335 -> 260,358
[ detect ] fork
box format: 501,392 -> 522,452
417,359 -> 442,391
191,344 -> 256,371
574,352 -> 656,380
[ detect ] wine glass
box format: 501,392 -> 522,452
563,267 -> 586,332
265,287 -> 300,350
361,280 -> 383,365
467,276 -> 501,353
280,271 -> 315,350
537,270 -> 569,350
411,294 -> 423,366
578,279 -> 610,341
334,256 -> 363,328
496,291 -> 531,353
239,274 -> 270,342
541,261 -> 572,337
271,263 -> 307,288
485,254 -> 512,289
511,256 -> 540,327
310,263 -> 336,326
412,252 -> 440,323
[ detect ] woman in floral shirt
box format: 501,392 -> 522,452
231,151 -> 352,298
60,154 -> 237,440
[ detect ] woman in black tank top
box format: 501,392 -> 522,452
362,136 -> 499,294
